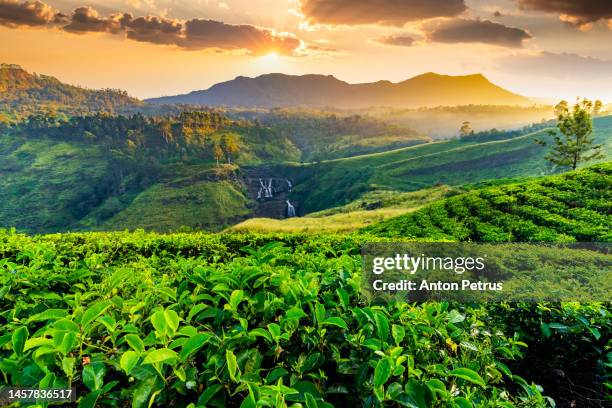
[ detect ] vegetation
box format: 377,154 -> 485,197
285,116 -> 612,214
362,162 -> 611,242
1,229 -> 608,407
372,105 -> 557,139
238,109 -> 430,161
537,99 -> 605,170
0,64 -> 145,122
229,186 -> 452,233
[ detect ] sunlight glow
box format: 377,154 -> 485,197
260,51 -> 280,64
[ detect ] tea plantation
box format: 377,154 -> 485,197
0,165 -> 610,407
363,162 -> 611,243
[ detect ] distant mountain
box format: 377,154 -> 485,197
147,72 -> 531,108
0,63 -> 143,120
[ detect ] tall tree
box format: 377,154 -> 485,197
220,133 -> 239,164
213,143 -> 223,167
537,99 -> 604,170
459,121 -> 473,139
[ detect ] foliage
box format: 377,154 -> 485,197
362,162 -> 612,242
239,109 -> 430,161
537,99 -> 605,170
0,64 -> 144,121
0,229 -> 592,407
229,186 -> 453,234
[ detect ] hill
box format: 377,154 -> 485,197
146,72 -> 530,109
227,185 -> 452,233
0,63 -> 144,122
362,162 -> 611,242
282,115 -> 612,214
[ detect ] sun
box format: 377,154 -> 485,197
260,51 -> 280,63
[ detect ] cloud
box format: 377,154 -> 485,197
0,0 -> 60,27
425,18 -> 532,47
0,0 -> 303,56
63,6 -> 129,34
181,19 -> 301,56
498,52 -> 612,79
299,0 -> 467,26
125,15 -> 183,45
516,0 -> 612,28
373,34 -> 415,47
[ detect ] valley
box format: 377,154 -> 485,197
1,62 -> 610,408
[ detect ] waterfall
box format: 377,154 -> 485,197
286,200 -> 296,217
258,178 -> 273,199
286,178 -> 293,192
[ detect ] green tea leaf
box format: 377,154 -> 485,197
120,350 -> 140,375
125,334 -> 145,354
374,358 -> 391,388
81,301 -> 111,328
374,311 -> 389,341
322,317 -> 348,330
226,349 -> 240,382
179,333 -> 210,361
143,348 -> 179,365
82,362 -> 105,391
12,326 -> 28,357
449,368 -> 485,387
28,309 -> 68,323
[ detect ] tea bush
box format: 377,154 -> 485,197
362,163 -> 611,242
0,230 -> 573,407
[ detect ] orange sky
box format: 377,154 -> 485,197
1,0 -> 612,101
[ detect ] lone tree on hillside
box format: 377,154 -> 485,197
459,121 -> 474,139
213,143 -> 224,167
220,133 -> 239,164
537,99 -> 604,170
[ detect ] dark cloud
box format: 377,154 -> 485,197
63,6 -> 129,34
125,16 -> 183,45
373,35 -> 415,47
300,0 -> 467,26
0,0 -> 60,27
498,52 -> 612,79
516,0 -> 612,28
181,19 -> 301,56
426,18 -> 532,47
0,0 -> 303,55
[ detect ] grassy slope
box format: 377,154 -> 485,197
228,185 -> 451,233
0,134 -> 254,233
0,136 -> 112,233
362,162 -> 612,242
286,116 -> 612,213
96,179 -> 251,232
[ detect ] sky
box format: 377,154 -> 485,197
1,0 -> 612,101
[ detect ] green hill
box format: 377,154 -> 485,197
0,111 -> 299,233
0,64 -> 144,122
285,116 -> 612,213
362,162 -> 611,242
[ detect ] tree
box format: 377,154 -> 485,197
220,133 -> 239,164
537,99 -> 604,170
459,121 -> 473,139
213,143 -> 223,166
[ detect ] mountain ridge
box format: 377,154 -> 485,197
147,72 -> 530,108
0,63 -> 143,121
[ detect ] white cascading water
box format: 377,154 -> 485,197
286,200 -> 296,217
258,178 -> 273,199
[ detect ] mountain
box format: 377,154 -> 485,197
147,72 -> 531,108
0,63 -> 143,121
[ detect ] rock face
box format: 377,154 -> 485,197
244,167 -> 297,218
